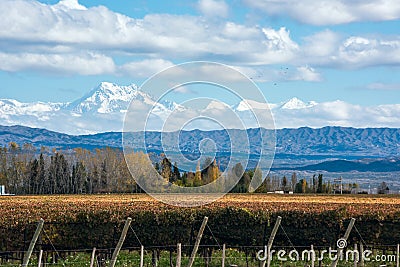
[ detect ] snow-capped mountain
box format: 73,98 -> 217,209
66,81 -> 185,116
233,99 -> 275,111
279,97 -> 317,110
205,100 -> 231,110
1,82 -> 400,134
0,99 -> 65,115
0,82 -> 184,134
231,98 -> 317,112
68,82 -> 141,114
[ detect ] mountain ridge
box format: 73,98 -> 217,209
279,158 -> 400,172
1,125 -> 399,158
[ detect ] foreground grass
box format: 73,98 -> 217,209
2,248 -> 398,267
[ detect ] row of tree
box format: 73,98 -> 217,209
155,157 -> 220,188
0,143 -> 138,194
0,142 -> 354,194
255,173 -> 335,193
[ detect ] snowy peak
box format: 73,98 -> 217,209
96,82 -> 136,95
233,99 -> 272,111
4,82 -> 398,135
206,100 -> 230,110
69,82 -> 141,114
234,100 -> 252,112
280,97 -> 306,109
0,82 -> 186,134
67,82 -> 184,115
280,97 -> 317,110
0,99 -> 22,113
160,100 -> 186,112
0,99 -> 65,115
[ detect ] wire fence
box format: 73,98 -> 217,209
1,244 -> 400,267
1,218 -> 400,267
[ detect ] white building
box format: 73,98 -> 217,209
0,185 -> 13,196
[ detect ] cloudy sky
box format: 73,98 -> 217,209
0,0 -> 400,111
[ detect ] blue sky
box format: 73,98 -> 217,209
1,0 -> 400,106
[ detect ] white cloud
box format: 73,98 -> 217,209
292,66 -> 322,82
0,52 -> 116,75
244,0 -> 400,25
302,30 -> 341,59
120,59 -> 175,78
300,31 -> 400,68
0,0 -> 299,69
272,100 -> 400,129
235,65 -> 322,82
0,0 -> 399,77
366,82 -> 400,91
55,0 -> 87,10
198,0 -> 228,18
258,27 -> 299,64
336,36 -> 400,68
173,86 -> 195,94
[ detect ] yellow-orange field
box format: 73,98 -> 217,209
1,194 -> 400,226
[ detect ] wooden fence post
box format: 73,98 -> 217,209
262,216 -> 282,267
221,244 -> 226,267
109,217 -> 132,267
331,218 -> 356,267
152,250 -> 158,267
37,250 -> 43,267
353,243 -> 358,267
176,243 -> 181,267
22,218 -> 44,267
311,245 -> 315,267
140,246 -> 144,267
90,248 -> 96,267
187,217 -> 208,267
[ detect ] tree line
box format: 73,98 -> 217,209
0,143 -> 137,194
0,142 -> 354,194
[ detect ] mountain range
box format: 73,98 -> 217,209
2,82 -> 400,134
1,81 -> 400,172
1,124 -> 399,157
1,124 -> 400,172
287,159 -> 400,173
0,82 -> 181,134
